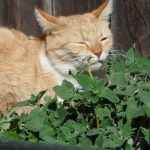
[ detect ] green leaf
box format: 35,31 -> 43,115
100,117 -> 113,128
125,143 -> 133,150
50,108 -> 67,127
95,106 -> 111,119
39,124 -> 56,142
0,131 -> 22,140
74,74 -> 93,91
53,80 -> 75,100
0,122 -> 10,130
126,100 -> 144,119
141,128 -> 149,144
92,78 -> 107,94
139,91 -> 150,117
139,91 -> 150,105
28,133 -> 38,142
94,134 -> 103,148
122,121 -> 132,139
56,108 -> 68,126
57,132 -> 67,144
63,120 -> 86,135
30,90 -> 47,104
126,47 -> 135,65
114,86 -> 136,96
109,72 -> 127,87
126,46 -> 140,65
15,100 -> 31,107
15,90 -> 46,107
102,139 -> 117,149
111,60 -> 126,72
0,110 -> 17,130
86,128 -> 102,136
100,88 -> 120,103
60,126 -> 76,142
78,137 -> 92,147
26,107 -> 46,132
67,138 -> 77,145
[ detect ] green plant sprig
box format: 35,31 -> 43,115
0,46 -> 150,149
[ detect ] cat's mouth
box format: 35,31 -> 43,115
93,60 -> 104,64
76,58 -> 104,71
91,59 -> 104,66
90,60 -> 103,70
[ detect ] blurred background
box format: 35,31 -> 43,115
0,0 -> 149,56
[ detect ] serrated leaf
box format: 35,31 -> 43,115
126,100 -> 144,119
101,88 -> 119,103
15,100 -> 30,107
0,131 -> 22,140
78,137 -> 92,147
125,143 -> 133,150
142,128 -> 149,144
94,134 -> 103,148
53,80 -> 75,100
126,46 -> 140,65
60,126 -> 76,142
100,117 -> 113,128
74,74 -> 93,91
122,121 -> 132,139
28,133 -> 38,142
56,108 -> 67,126
26,107 -> 46,131
109,72 -> 127,87
95,106 -> 111,119
57,132 -> 67,143
102,139 -> 117,149
92,78 -> 107,94
15,90 -> 46,107
30,90 -> 47,103
139,91 -> 150,105
0,122 -> 10,130
39,124 -> 55,142
86,128 -> 101,136
63,120 -> 86,135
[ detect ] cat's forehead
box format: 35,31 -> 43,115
60,13 -> 98,25
59,13 -> 108,36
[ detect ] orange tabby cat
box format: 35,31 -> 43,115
0,0 -> 112,113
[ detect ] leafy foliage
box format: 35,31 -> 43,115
0,46 -> 150,149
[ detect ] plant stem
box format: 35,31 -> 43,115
148,118 -> 150,149
88,64 -> 93,79
96,117 -> 100,128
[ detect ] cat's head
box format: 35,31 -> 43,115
35,0 -> 113,76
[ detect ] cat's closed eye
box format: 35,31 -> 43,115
101,37 -> 108,41
71,42 -> 88,47
78,42 -> 86,44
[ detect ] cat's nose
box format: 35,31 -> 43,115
91,42 -> 102,57
94,51 -> 102,57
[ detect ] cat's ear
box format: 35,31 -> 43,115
92,0 -> 112,19
35,8 -> 65,34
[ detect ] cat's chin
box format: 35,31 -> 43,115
91,62 -> 103,71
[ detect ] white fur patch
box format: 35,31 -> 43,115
39,51 -> 63,85
100,51 -> 109,61
54,63 -> 75,76
102,0 -> 113,18
39,51 -> 52,72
